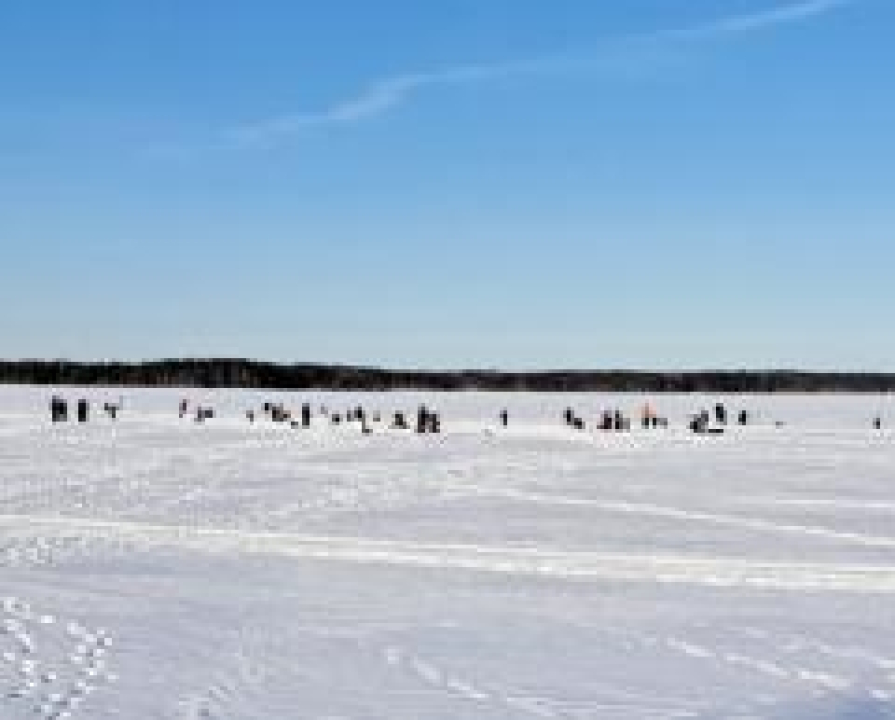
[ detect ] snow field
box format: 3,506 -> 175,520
1,386 -> 894,718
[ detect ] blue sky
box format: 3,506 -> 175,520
1,0 -> 892,370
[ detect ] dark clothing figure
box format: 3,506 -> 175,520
613,410 -> 624,432
500,410 -> 508,427
51,396 -> 68,423
738,410 -> 749,426
77,399 -> 89,423
195,407 -> 213,423
301,403 -> 311,428
715,404 -> 727,425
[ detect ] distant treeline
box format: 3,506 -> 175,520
1,360 -> 894,393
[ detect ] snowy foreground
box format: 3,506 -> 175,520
1,386 -> 894,720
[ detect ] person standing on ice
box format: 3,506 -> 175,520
641,403 -> 655,429
715,403 -> 728,425
417,405 -> 429,434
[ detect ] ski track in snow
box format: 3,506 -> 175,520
2,513 -> 895,593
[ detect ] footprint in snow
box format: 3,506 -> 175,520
0,596 -> 117,718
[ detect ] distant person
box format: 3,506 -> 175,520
417,406 -> 429,434
641,403 -> 655,429
500,409 -> 508,427
51,396 -> 67,423
613,409 -> 624,432
715,403 -> 727,425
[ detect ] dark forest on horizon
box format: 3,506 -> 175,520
1,360 -> 894,393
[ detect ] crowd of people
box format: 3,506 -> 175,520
50,396 -> 119,423
47,395 -> 886,434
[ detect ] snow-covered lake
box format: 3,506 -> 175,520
1,386 -> 894,719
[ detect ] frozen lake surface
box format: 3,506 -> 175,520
1,386 -> 894,719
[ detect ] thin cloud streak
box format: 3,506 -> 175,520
225,63 -> 525,148
673,0 -> 849,39
226,0 -> 852,149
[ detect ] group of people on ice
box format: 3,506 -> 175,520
49,396 -> 886,434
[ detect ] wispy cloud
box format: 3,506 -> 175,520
673,0 -> 849,39
225,65 -> 514,148
225,0 -> 852,149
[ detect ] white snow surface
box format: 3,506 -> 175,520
1,385 -> 894,719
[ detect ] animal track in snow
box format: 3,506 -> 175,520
0,596 -> 117,719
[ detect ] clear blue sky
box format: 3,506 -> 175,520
1,0 -> 892,370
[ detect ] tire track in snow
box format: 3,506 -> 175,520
2,515 -> 895,594
736,497 -> 895,515
463,487 -> 895,551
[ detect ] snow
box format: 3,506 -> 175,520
1,385 -> 894,719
